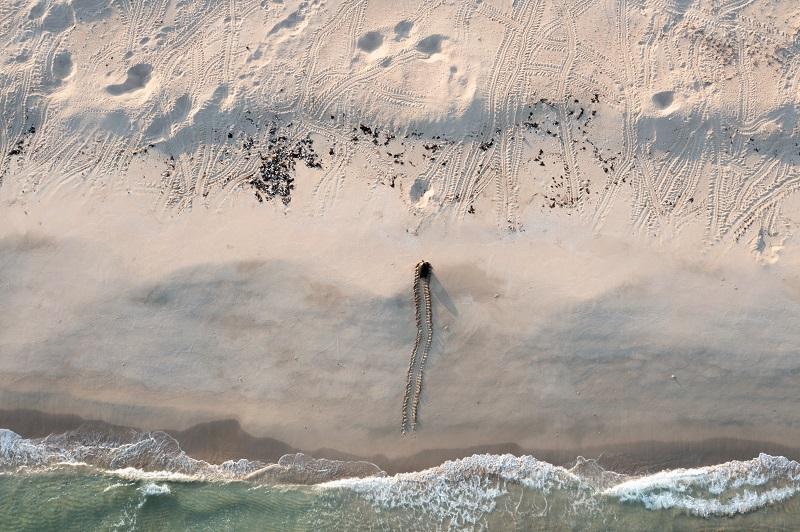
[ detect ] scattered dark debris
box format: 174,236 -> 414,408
7,126 -> 36,157
243,136 -> 255,153
249,126 -> 321,205
533,149 -> 545,166
578,178 -> 590,196
131,142 -> 157,156
479,138 -> 494,151
387,151 -> 405,165
584,137 -> 617,174
161,155 -> 176,179
522,100 -> 562,136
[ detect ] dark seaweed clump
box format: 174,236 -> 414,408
249,127 -> 321,205
7,126 -> 36,156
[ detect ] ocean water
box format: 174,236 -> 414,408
1,429 -> 799,531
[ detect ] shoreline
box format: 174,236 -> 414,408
4,193 -> 800,481
2,408 -> 798,476
2,0 -> 800,525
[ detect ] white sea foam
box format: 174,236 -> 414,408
246,453 -> 385,484
103,482 -> 130,493
0,429 -> 64,465
604,453 -> 800,517
139,482 -> 171,497
2,426 -> 800,519
321,454 -> 590,526
0,428 -> 383,484
136,482 -> 172,509
320,452 -> 800,523
110,468 -> 203,484
0,426 -> 264,481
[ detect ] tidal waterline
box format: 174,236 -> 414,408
2,452 -> 800,531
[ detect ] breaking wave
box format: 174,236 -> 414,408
319,454 -> 595,527
139,481 -> 171,497
0,426 -> 377,484
604,453 -> 800,517
1,426 -> 799,523
316,453 -> 800,526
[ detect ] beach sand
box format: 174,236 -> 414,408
2,186 -> 800,472
2,0 -> 800,480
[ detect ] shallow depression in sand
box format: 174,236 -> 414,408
651,90 -> 675,110
52,50 -> 73,80
394,20 -> 413,40
357,31 -> 384,53
106,64 -> 153,95
416,34 -> 446,55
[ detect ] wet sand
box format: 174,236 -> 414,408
2,409 -> 798,476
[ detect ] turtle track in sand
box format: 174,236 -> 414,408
401,261 -> 433,434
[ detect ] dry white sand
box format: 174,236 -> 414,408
1,0 -> 800,462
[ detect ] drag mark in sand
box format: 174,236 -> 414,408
402,261 -> 433,434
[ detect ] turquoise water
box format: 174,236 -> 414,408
1,462 -> 799,531
1,427 -> 799,530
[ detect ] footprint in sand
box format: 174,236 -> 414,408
394,20 -> 413,41
651,90 -> 675,111
416,34 -> 446,56
41,2 -> 74,33
52,50 -> 73,80
357,31 -> 384,53
106,64 -> 153,96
